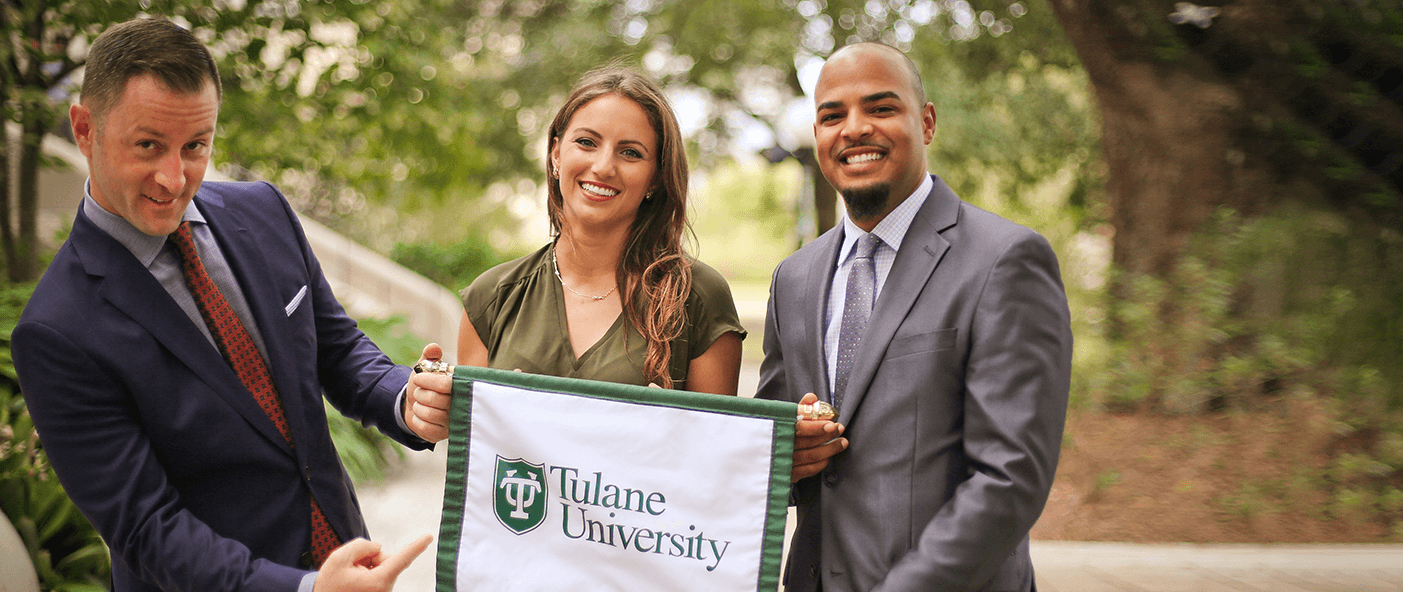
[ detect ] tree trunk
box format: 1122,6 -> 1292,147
12,112 -> 44,282
1049,0 -> 1267,280
0,110 -> 12,281
1048,0 -> 1401,318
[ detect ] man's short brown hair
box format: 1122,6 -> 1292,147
81,17 -> 221,123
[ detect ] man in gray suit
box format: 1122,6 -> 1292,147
758,43 -> 1073,591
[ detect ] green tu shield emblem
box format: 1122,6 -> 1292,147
494,456 -> 547,535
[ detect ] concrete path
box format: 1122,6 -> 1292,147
358,361 -> 1403,591
1032,542 -> 1403,592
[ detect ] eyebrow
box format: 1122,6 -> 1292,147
818,90 -> 903,112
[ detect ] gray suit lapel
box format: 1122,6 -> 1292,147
838,176 -> 959,420
803,228 -> 844,400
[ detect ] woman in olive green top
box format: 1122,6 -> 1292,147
457,66 -> 745,394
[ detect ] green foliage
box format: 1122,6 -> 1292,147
1216,482 -> 1272,521
1084,205 -> 1403,415
689,159 -> 807,280
390,235 -> 507,293
324,396 -> 402,485
927,50 -> 1100,226
0,282 -> 111,591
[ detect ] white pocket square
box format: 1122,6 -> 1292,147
285,285 -> 308,316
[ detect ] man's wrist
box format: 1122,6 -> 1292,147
394,384 -> 431,444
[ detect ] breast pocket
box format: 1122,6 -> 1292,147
884,327 -> 956,361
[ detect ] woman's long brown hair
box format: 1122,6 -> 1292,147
546,65 -> 693,388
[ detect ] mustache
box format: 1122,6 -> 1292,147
834,141 -> 888,156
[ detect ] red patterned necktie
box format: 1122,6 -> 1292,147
168,221 -> 341,567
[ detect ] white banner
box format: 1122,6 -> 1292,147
437,367 -> 795,592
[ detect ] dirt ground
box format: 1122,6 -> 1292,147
1031,400 -> 1395,543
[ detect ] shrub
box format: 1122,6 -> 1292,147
1,282 -> 111,591
390,235 -> 505,292
1084,204 -> 1403,535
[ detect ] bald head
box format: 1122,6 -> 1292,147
823,43 -> 926,106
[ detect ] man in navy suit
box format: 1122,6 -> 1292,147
759,43 -> 1072,591
12,17 -> 453,592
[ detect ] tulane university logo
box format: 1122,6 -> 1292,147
494,456 -> 547,535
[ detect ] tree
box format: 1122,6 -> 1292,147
1049,0 -> 1400,288
0,2 -> 120,282
0,0 -> 536,276
1048,0 -> 1403,409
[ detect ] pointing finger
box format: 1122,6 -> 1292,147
374,534 -> 433,577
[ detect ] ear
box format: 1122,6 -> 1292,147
71,103 -> 95,158
548,138 -> 561,176
921,102 -> 936,145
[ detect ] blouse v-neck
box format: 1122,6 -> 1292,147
549,256 -> 625,365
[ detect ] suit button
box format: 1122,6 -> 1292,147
823,471 -> 839,487
299,552 -> 314,567
810,564 -> 819,577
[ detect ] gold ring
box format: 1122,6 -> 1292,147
413,359 -> 454,374
797,401 -> 838,421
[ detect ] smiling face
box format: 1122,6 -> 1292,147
813,45 -> 936,228
550,92 -> 659,235
73,73 -> 218,236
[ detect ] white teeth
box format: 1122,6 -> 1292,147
846,152 -> 883,164
581,182 -> 619,197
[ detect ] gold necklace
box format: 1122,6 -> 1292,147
552,249 -> 616,301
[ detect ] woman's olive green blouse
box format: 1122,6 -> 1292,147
459,244 -> 745,390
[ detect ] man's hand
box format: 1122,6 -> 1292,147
313,534 -> 432,592
793,392 -> 847,481
405,344 -> 453,443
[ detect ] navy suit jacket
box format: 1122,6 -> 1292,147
13,181 -> 427,591
758,175 -> 1072,592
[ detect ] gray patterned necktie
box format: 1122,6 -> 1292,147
833,233 -> 882,406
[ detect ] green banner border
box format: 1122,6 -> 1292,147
435,366 -> 795,592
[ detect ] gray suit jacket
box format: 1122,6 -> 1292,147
757,175 -> 1072,592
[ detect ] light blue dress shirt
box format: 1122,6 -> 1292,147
824,175 -> 933,397
82,187 -> 271,360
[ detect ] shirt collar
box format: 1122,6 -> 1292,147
82,179 -> 205,267
837,174 -> 933,263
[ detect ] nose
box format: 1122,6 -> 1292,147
589,150 -> 616,178
839,111 -> 872,141
153,151 -> 186,195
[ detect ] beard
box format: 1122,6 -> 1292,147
839,182 -> 891,224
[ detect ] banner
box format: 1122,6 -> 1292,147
436,366 -> 796,592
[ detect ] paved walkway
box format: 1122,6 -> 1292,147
357,360 -> 1403,591
1032,542 -> 1403,592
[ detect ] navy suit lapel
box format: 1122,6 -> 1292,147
72,205 -> 293,453
838,176 -> 958,420
198,194 -> 311,450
